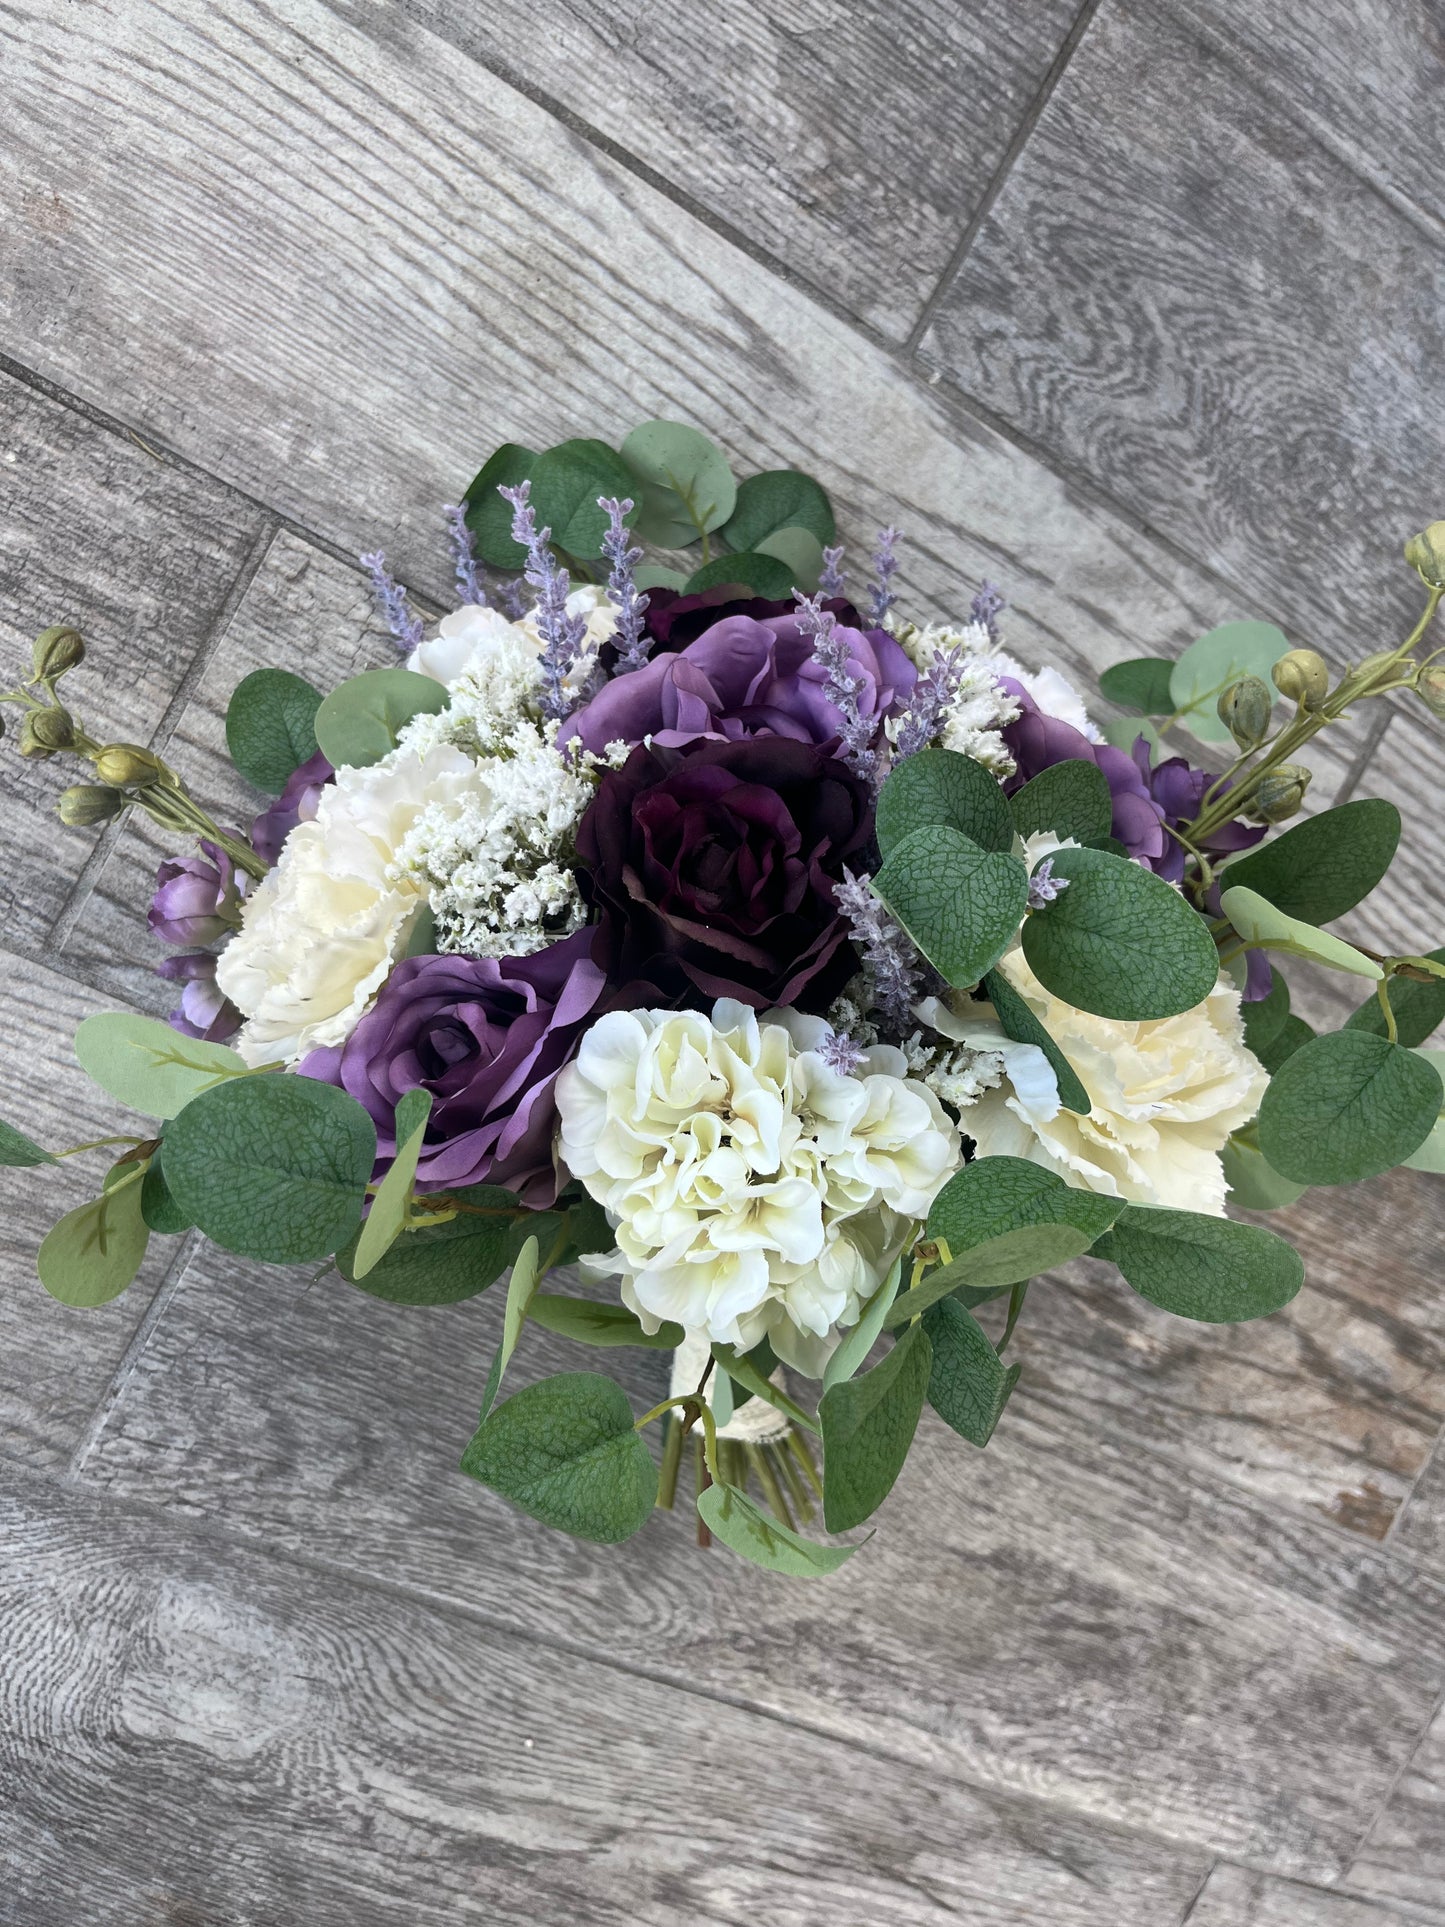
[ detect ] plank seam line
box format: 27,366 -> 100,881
902,0 -> 1106,357
1340,1674 -> 1445,1889
1328,704 -> 1396,808
44,514 -> 279,960
1177,1858 -> 1217,1924
1385,1424 -> 1445,1556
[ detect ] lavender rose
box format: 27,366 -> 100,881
157,950 -> 243,1043
299,928 -> 607,1206
565,603 -> 916,758
250,749 -> 333,867
576,735 -> 871,1011
147,839 -> 245,946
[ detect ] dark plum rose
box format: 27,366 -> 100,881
576,735 -> 872,1011
639,587 -> 866,653
566,598 -> 916,758
251,750 -> 333,867
300,928 -> 606,1205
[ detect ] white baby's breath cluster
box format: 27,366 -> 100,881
555,1000 -> 963,1376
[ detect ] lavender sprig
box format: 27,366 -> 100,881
794,591 -> 876,785
1027,857 -> 1069,910
892,639 -> 966,762
820,545 -> 846,599
359,550 -> 424,654
498,576 -> 526,622
443,503 -> 488,608
599,495 -> 651,674
867,526 -> 900,625
835,869 -> 927,1039
497,481 -> 589,722
970,579 -> 1006,647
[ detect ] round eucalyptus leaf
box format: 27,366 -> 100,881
722,470 -> 836,550
38,1177 -> 149,1308
621,420 -> 736,546
1009,758 -> 1114,845
1092,1206 -> 1303,1322
528,439 -> 637,559
1257,1030 -> 1444,1185
683,551 -> 794,598
463,442 -> 538,567
872,825 -> 1029,988
141,1155 -> 193,1234
1221,1137 -> 1308,1212
632,565 -> 689,592
755,524 -> 825,589
1169,621 -> 1288,742
225,668 -> 323,795
697,1482 -> 858,1576
313,668 -> 449,771
1098,657 -> 1175,714
1219,800 -> 1401,926
73,1012 -> 250,1121
1100,715 -> 1164,761
876,747 -> 1015,857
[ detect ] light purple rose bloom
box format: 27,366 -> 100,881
562,609 -> 917,758
156,950 -> 243,1042
147,839 -> 245,946
300,928 -> 607,1206
251,749 -> 333,867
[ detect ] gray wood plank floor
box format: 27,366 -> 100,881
2,1 -> 1444,1919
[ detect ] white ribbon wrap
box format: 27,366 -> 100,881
668,1330 -> 792,1443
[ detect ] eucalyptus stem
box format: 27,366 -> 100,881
656,1415 -> 683,1511
1376,977 -> 1400,1044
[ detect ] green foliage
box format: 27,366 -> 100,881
140,1153 -> 192,1234
722,471 -> 836,551
1240,968 -> 1291,1059
696,1481 -> 858,1576
1169,621 -> 1287,742
351,1087 -> 432,1280
476,1235 -> 542,1423
37,1174 -> 149,1307
819,1323 -> 931,1533
162,1074 -> 376,1263
527,1294 -> 684,1349
224,668 -> 322,795
922,1298 -> 1020,1446
73,1012 -> 251,1120
982,967 -> 1091,1115
337,1187 -> 537,1305
875,747 -> 1014,858
711,1342 -> 819,1433
1009,759 -> 1114,845
621,420 -> 736,547
754,525 -> 825,590
0,1116 -> 54,1166
872,826 -> 1028,988
822,1260 -> 902,1391
888,1226 -> 1095,1327
683,552 -> 793,598
1256,1030 -> 1443,1185
526,440 -> 637,559
1100,716 -> 1165,761
1098,657 -> 1176,714
928,1156 -> 1122,1254
1092,1205 -> 1304,1322
460,1372 -> 658,1544
313,668 -> 449,771
1257,1012 -> 1316,1075
463,442 -> 538,567
632,565 -> 689,592
1022,845 -> 1220,1019
1220,801 -> 1401,925
1346,947 -> 1445,1047
1221,1137 -> 1307,1212
1403,1051 -> 1445,1172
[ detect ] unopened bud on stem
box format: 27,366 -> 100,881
1416,663 -> 1445,718
1251,763 -> 1312,823
1404,522 -> 1445,591
57,783 -> 126,827
1217,676 -> 1272,750
31,625 -> 85,681
20,706 -> 76,756
1271,648 -> 1330,709
93,743 -> 163,788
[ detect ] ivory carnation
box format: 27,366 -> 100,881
217,744 -> 484,1065
958,951 -> 1267,1215
554,1000 -> 962,1374
407,586 -> 613,698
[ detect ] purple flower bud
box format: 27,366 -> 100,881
155,951 -> 243,1043
250,750 -> 333,867
147,840 -> 245,946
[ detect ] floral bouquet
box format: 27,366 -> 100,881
7,420 -> 1445,1576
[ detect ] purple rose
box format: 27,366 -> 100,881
156,950 -> 243,1042
251,750 -> 333,867
576,735 -> 872,1011
1129,736 -> 1266,884
639,587 -> 868,654
565,606 -> 916,758
148,839 -> 245,946
300,928 -> 607,1206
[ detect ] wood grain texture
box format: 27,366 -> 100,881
1346,1697 -> 1445,1916
384,0 -> 1083,341
916,0 -> 1445,670
0,1464 -> 1210,1927
0,370 -> 268,953
75,1235 -> 1445,1880
1187,1862 -> 1445,1927
0,951 -> 179,1469
1333,709 -> 1445,968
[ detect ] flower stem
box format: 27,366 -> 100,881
1376,976 -> 1400,1044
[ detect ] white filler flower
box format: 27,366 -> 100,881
555,1000 -> 961,1375
407,585 -> 615,703
959,951 -> 1268,1215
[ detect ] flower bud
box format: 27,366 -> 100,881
57,783 -> 126,827
1271,648 -> 1330,709
1217,676 -> 1272,750
93,743 -> 163,788
17,714 -> 54,759
29,705 -> 76,750
1404,522 -> 1445,590
1252,763 -> 1312,823
1416,663 -> 1445,718
31,624 -> 85,681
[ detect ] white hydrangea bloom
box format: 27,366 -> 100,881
555,1000 -> 963,1376
957,950 -> 1268,1215
407,585 -> 614,706
217,744 -> 484,1064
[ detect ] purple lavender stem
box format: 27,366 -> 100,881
498,481 -> 589,722
498,576 -> 527,622
819,545 -> 846,598
867,526 -> 900,625
835,868 -> 926,1039
794,591 -> 877,786
359,551 -> 425,654
892,640 -> 966,763
599,495 -> 650,673
443,504 -> 488,608
970,579 -> 1006,647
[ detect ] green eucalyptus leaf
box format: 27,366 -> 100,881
1092,1205 -> 1304,1322
477,1235 -> 542,1422
37,1174 -> 149,1307
460,1371 -> 657,1544
683,552 -> 794,598
1257,1030 -> 1443,1185
351,1087 -> 432,1280
1403,1051 -> 1445,1172
162,1074 -> 376,1263
1022,846 -> 1220,1019
1257,1012 -> 1316,1075
337,1185 -> 535,1305
1241,968 -> 1291,1059
1221,1137 -> 1308,1212
0,1116 -> 55,1166
313,668 -> 449,771
1220,801 -> 1401,925
463,442 -> 538,567
872,826 -> 1028,988
822,1259 -> 902,1391
1170,621 -> 1287,742
1098,657 -> 1176,714
621,420 -> 736,547
711,1342 -> 819,1432
1220,887 -> 1383,981
885,1222 -> 1097,1327
1345,947 -> 1445,1048
819,1322 -> 931,1533
224,668 -> 323,795
527,1294 -> 684,1350
922,1298 -> 1021,1447
927,1155 -> 1122,1257
754,525 -> 825,589
722,471 -> 836,551
528,439 -> 637,560
1100,716 -> 1165,761
875,747 -> 1015,857
632,565 -> 689,592
73,1012 -> 251,1121
697,1481 -> 858,1576
982,968 -> 1092,1115
140,1152 -> 192,1234
1009,759 -> 1115,845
